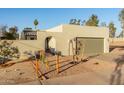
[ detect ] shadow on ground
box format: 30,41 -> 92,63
110,54 -> 124,85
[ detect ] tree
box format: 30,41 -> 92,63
81,20 -> 86,26
108,22 -> 116,38
0,25 -> 19,40
85,14 -> 99,26
69,19 -> 76,24
34,19 -> 39,30
69,19 -> 74,24
69,19 -> 81,25
119,9 -> 124,37
9,26 -> 18,34
100,22 -> 107,27
0,41 -> 19,63
8,26 -> 19,40
5,32 -> 16,40
76,19 -> 81,25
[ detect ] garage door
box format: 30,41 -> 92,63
76,37 -> 104,55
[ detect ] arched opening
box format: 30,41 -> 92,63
45,36 -> 56,54
68,39 -> 76,55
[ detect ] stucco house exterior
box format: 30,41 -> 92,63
37,24 -> 109,56
0,29 -> 6,40
21,28 -> 37,40
10,24 -> 109,57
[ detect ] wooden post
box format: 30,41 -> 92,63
35,59 -> 39,77
41,50 -> 50,70
45,58 -> 49,69
73,55 -> 75,62
56,54 -> 59,73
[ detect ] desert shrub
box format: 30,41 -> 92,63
0,41 -> 20,64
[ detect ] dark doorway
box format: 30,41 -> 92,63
45,36 -> 56,54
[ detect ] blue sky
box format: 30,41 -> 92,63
0,8 -> 122,35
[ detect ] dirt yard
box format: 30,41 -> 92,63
0,61 -> 41,85
0,41 -> 124,85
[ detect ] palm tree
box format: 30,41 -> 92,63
34,19 -> 39,30
119,9 -> 124,37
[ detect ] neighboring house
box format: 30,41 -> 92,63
0,25 -> 7,40
21,28 -> 37,40
0,30 -> 6,40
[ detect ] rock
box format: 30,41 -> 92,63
81,58 -> 89,62
94,62 -> 99,65
14,69 -> 20,71
19,72 -> 24,75
4,69 -> 11,72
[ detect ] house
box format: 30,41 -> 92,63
14,24 -> 109,57
21,28 -> 37,40
0,29 -> 6,40
37,24 -> 109,56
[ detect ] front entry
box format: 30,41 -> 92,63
45,36 -> 56,54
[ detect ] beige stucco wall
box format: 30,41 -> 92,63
46,25 -> 63,32
0,40 -> 42,54
109,38 -> 124,42
0,24 -> 109,57
0,40 -> 43,59
48,37 -> 56,50
62,24 -> 109,54
37,24 -> 109,55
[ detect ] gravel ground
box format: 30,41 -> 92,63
0,61 -> 41,85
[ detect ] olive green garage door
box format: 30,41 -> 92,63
76,37 -> 104,55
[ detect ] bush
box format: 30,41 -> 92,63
0,41 -> 20,64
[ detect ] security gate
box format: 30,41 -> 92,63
76,37 -> 104,55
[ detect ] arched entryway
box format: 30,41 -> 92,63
68,38 -> 76,55
45,36 -> 56,54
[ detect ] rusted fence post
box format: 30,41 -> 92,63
45,58 -> 49,69
56,51 -> 61,74
56,54 -> 59,73
40,50 -> 49,69
35,59 -> 39,77
35,51 -> 40,78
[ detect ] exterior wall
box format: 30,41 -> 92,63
61,24 -> 109,55
0,31 -> 6,39
46,25 -> 63,32
21,32 -> 25,39
12,40 -> 42,54
37,24 -> 109,55
37,31 -> 64,52
48,37 -> 56,50
0,31 -> 4,37
109,38 -> 124,42
0,40 -> 43,59
0,24 -> 109,58
21,31 -> 37,40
